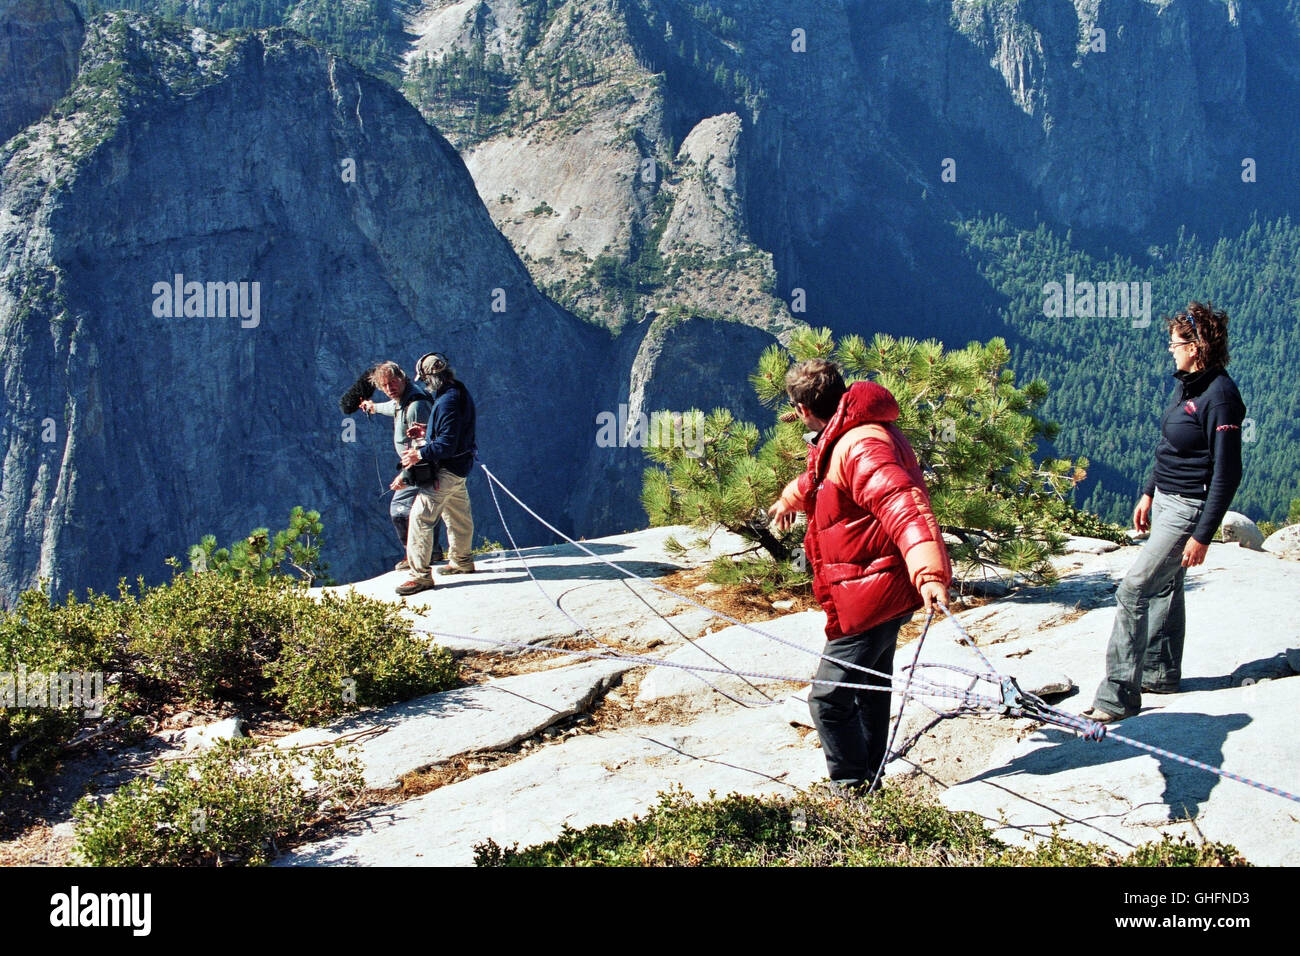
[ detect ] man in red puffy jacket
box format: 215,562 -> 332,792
769,359 -> 951,792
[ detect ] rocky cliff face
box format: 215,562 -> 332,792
0,12 -> 609,602
869,0 -> 1254,231
404,0 -> 1300,341
404,0 -> 795,333
8,0 -> 1300,598
570,312 -> 780,535
0,0 -> 83,144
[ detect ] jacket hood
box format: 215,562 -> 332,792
824,381 -> 899,434
813,381 -> 901,474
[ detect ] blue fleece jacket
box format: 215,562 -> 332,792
417,380 -> 477,477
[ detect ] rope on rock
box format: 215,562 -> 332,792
479,464 -> 917,687
869,609 -> 933,793
482,467 -> 773,708
462,461 -> 1300,807
408,624 -> 1003,709
939,610 -> 1300,805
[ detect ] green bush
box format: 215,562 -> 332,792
266,590 -> 459,725
72,738 -> 365,866
3,508 -> 459,796
128,572 -> 460,724
0,589 -> 122,790
475,786 -> 1249,867
1048,505 -> 1129,544
644,331 -> 1088,585
705,554 -> 811,593
126,570 -> 296,703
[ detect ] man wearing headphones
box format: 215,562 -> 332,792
358,362 -> 446,570
396,353 -> 478,595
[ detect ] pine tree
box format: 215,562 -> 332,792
188,506 -> 331,586
642,329 -> 1089,584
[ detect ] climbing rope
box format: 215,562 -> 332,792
869,609 -> 934,792
480,466 -> 769,708
409,624 -> 1002,709
451,461 -> 1300,808
938,609 -> 1300,805
478,464 -> 955,693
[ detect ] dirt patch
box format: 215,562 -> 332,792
0,821 -> 73,866
655,567 -> 817,623
455,636 -> 616,683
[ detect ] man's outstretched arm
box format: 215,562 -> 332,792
768,471 -> 813,530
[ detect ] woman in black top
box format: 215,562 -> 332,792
1085,302 -> 1246,722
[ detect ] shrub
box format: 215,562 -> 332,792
0,589 -> 122,791
644,330 -> 1090,584
705,554 -> 810,593
266,590 -> 459,725
475,786 -> 1249,867
1048,505 -> 1129,544
72,738 -> 365,866
127,573 -> 460,724
126,570 -> 297,703
4,508 -> 459,796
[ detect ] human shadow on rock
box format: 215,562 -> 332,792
967,711 -> 1251,822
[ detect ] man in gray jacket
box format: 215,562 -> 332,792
360,361 -> 445,569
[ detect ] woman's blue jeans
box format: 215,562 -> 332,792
1092,489 -> 1204,717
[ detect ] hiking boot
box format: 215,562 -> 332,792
396,576 -> 436,596
394,558 -> 410,572
439,563 -> 476,575
1081,707 -> 1125,724
1141,683 -> 1179,694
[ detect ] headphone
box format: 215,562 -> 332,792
415,352 -> 449,384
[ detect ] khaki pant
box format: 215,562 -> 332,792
405,472 -> 474,576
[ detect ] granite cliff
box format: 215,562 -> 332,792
0,0 -> 83,143
405,0 -> 1300,337
5,0 -> 1300,598
0,12 -> 611,602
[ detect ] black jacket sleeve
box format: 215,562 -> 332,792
1192,400 -> 1245,544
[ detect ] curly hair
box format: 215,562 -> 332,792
368,361 -> 406,388
785,358 -> 846,422
1168,301 -> 1230,370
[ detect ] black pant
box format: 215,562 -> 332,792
390,485 -> 443,557
808,613 -> 908,789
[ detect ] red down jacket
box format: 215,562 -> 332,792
776,381 -> 952,640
